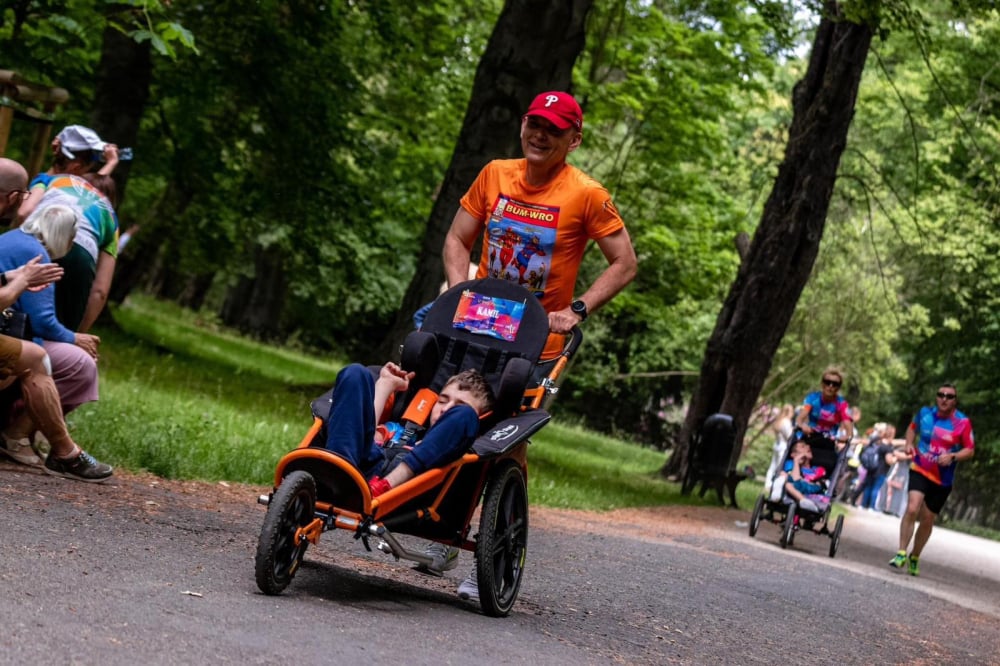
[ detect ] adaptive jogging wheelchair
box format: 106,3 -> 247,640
254,278 -> 580,616
748,431 -> 847,557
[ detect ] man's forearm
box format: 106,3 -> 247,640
443,234 -> 473,288
577,259 -> 636,313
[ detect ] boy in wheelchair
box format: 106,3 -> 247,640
323,362 -> 495,497
775,440 -> 828,513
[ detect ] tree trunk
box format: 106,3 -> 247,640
91,22 -> 152,201
373,0 -> 594,361
662,3 -> 873,478
219,245 -> 287,338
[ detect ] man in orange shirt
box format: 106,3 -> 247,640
443,91 -> 637,359
435,91 -> 637,598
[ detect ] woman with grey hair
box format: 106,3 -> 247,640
0,205 -> 106,476
0,255 -> 112,481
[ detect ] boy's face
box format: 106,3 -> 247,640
793,441 -> 811,461
429,384 -> 485,426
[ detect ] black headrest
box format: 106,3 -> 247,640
418,278 -> 549,419
420,278 -> 549,364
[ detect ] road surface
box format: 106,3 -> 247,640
1,464 -> 998,665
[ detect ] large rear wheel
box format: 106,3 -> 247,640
255,470 -> 316,595
476,463 -> 528,617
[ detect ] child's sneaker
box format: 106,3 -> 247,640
889,551 -> 907,569
907,555 -> 920,577
43,449 -> 113,483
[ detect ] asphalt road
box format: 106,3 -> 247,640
1,464 -> 999,665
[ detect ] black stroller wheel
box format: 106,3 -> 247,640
749,495 -> 764,538
255,471 -> 316,595
780,504 -> 796,549
828,514 -> 844,558
476,462 -> 528,617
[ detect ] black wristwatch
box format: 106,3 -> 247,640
570,299 -> 588,321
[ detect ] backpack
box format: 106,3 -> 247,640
860,443 -> 881,471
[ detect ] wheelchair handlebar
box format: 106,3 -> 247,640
561,326 -> 584,359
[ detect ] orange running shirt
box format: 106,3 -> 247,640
460,158 -> 625,316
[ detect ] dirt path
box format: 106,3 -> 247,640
2,463 -> 999,665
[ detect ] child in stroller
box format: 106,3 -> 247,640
749,431 -> 846,556
779,440 -> 828,513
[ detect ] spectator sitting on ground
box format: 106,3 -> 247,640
0,202 -> 102,440
0,258 -> 112,482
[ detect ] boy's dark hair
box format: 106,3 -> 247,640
444,369 -> 495,414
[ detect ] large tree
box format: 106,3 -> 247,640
375,0 -> 595,360
663,0 -> 874,477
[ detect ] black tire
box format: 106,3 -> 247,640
255,471 -> 316,595
749,495 -> 764,538
780,504 -> 797,549
829,514 -> 844,558
476,463 -> 528,617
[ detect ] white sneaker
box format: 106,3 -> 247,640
1,435 -> 43,467
414,542 -> 459,576
457,569 -> 479,601
798,498 -> 819,513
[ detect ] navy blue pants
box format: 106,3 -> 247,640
324,364 -> 479,479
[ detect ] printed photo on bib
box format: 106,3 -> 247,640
485,194 -> 557,299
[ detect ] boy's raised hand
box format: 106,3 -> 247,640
378,362 -> 415,393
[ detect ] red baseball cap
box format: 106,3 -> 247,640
525,91 -> 583,131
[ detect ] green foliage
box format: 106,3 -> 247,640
119,0 -> 500,352
554,0 -> 788,440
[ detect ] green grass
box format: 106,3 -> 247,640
111,295 -> 343,385
61,296 -> 738,512
527,423 -> 684,509
70,296 -> 344,483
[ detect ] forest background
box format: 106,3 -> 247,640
2,0 -> 998,528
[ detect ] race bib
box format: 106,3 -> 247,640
452,290 -> 526,342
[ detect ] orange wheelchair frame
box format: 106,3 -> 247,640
254,279 -> 581,617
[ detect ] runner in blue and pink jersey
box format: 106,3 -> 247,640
795,366 -> 854,441
889,383 -> 974,576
